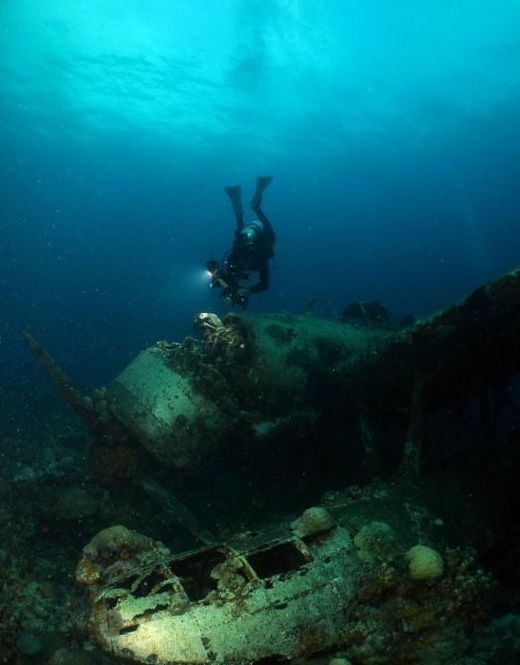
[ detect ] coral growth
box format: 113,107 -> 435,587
405,544 -> 444,581
291,506 -> 335,537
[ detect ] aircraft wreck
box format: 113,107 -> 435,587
76,493 -> 492,665
20,265 -> 520,664
23,264 -> 520,479
77,517 -> 354,664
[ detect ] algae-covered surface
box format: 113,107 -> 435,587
3,2 -> 520,662
3,303 -> 520,664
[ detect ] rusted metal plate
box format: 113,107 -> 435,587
82,528 -> 354,665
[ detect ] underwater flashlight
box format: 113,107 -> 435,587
206,259 -> 227,289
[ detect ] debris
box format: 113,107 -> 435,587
77,489 -> 493,665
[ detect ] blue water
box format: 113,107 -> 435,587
2,0 -> 520,390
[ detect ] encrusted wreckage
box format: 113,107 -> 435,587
23,265 -> 520,477
20,267 -> 520,664
77,519 -> 354,664
76,492 -> 493,665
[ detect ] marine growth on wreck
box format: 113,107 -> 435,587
3,2 -> 520,664
1,266 -> 517,664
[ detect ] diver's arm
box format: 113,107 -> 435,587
250,262 -> 270,293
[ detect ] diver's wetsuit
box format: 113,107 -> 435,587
223,176 -> 275,294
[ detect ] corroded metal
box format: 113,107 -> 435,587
106,345 -> 232,468
79,525 -> 355,665
23,266 -> 520,475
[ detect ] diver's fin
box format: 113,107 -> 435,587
251,175 -> 273,210
224,185 -> 243,214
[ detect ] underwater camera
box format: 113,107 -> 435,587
206,259 -> 249,307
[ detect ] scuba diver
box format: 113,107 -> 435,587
207,176 -> 275,308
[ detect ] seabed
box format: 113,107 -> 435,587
2,267 -> 520,664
